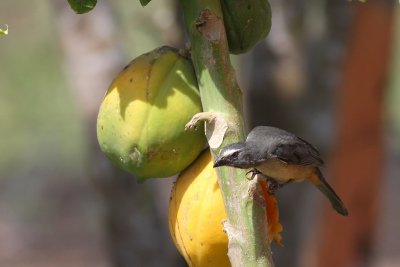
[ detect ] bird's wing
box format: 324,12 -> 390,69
270,136 -> 324,166
246,126 -> 324,166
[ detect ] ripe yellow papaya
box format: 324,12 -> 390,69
169,150 -> 284,266
221,0 -> 272,54
168,150 -> 230,267
97,46 -> 206,181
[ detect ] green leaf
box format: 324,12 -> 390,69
139,0 -> 152,7
0,24 -> 8,36
67,0 -> 97,14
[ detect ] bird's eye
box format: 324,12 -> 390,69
231,151 -> 239,157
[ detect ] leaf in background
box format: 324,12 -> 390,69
0,24 -> 8,36
67,0 -> 97,14
139,0 -> 152,7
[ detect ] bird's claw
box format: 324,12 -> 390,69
244,170 -> 293,194
266,178 -> 294,195
246,169 -> 261,180
266,178 -> 279,195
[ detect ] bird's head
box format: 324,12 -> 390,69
213,143 -> 253,169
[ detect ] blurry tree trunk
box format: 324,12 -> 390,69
371,7 -> 400,266
311,2 -> 394,267
53,1 -> 182,266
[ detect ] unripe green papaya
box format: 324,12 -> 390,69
221,0 -> 272,54
97,46 -> 206,181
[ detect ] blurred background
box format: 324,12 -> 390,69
0,0 -> 399,266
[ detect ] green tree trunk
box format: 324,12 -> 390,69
180,1 -> 275,266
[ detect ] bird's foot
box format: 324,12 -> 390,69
245,169 -> 262,180
245,170 -> 294,194
266,178 -> 294,195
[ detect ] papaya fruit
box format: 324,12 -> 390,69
169,150 -> 230,267
169,150 -> 284,266
97,46 -> 206,181
221,0 -> 272,54
259,180 -> 283,246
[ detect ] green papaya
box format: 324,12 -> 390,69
221,0 -> 272,54
97,46 -> 206,181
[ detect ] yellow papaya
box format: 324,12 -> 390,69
97,46 -> 206,181
169,150 -> 284,266
168,150 -> 230,267
221,0 -> 272,54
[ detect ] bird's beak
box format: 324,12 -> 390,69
213,156 -> 225,168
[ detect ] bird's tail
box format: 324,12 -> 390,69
310,168 -> 348,216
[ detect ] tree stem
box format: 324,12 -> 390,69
180,1 -> 274,266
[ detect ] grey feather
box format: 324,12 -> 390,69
245,126 -> 324,166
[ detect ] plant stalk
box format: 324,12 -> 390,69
180,1 -> 274,266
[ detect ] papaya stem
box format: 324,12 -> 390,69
180,1 -> 275,266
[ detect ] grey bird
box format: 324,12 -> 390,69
213,126 -> 348,216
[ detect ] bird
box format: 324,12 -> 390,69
213,126 -> 348,216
